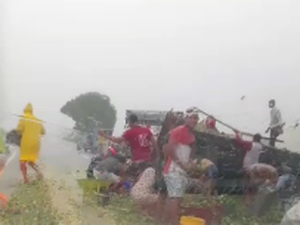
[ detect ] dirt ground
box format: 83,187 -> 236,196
0,150 -> 115,225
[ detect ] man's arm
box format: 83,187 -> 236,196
150,136 -> 160,160
235,131 -> 252,151
165,135 -> 188,171
99,131 -> 125,144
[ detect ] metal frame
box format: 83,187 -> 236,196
125,110 -> 169,126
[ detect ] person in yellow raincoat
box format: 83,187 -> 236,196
17,103 -> 45,183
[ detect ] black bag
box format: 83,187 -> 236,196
153,157 -> 167,193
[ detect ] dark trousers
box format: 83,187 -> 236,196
270,127 -> 280,147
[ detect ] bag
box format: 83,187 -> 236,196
153,157 -> 167,193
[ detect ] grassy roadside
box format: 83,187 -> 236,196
104,194 -> 284,225
107,197 -> 155,225
0,179 -> 61,225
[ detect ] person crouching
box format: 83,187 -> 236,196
194,158 -> 219,196
245,163 -> 278,207
93,154 -> 127,191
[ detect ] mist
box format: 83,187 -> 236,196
1,0 -> 300,149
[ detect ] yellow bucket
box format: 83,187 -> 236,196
180,216 -> 205,225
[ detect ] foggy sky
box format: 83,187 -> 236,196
1,0 -> 300,149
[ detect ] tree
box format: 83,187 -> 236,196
60,92 -> 117,132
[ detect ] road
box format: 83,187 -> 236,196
0,137 -> 115,225
0,136 -> 93,197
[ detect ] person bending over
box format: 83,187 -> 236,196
86,146 -> 117,179
93,154 -> 127,190
194,158 -> 219,196
244,163 -> 278,206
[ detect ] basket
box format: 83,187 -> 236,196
180,216 -> 205,225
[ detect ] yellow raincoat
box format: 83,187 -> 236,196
17,103 -> 45,163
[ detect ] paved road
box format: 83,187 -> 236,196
0,136 -> 93,197
0,137 -> 115,225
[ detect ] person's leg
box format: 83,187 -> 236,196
164,174 -> 187,225
0,192 -> 8,207
28,161 -> 43,180
270,128 -> 278,147
243,170 -> 252,206
155,193 -> 167,223
20,161 -> 29,183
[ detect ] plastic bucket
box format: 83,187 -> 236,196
77,178 -> 111,193
180,216 -> 205,225
181,205 -> 223,225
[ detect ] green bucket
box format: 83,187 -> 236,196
77,178 -> 111,194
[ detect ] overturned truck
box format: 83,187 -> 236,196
156,110 -> 300,195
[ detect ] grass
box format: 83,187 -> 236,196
0,179 -> 62,225
77,178 -> 285,225
106,196 -> 155,225
183,194 -> 284,225
104,194 -> 284,225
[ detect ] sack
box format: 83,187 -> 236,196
153,175 -> 167,193
152,157 -> 167,193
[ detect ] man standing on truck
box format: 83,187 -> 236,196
266,99 -> 285,147
99,114 -> 159,166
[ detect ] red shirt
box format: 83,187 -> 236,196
169,125 -> 195,146
123,125 -> 153,162
163,125 -> 195,174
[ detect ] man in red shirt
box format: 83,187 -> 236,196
163,107 -> 199,225
99,114 -> 159,163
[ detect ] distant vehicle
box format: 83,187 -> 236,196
76,134 -> 93,152
125,110 -> 169,126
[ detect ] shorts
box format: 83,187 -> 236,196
205,165 -> 219,179
93,169 -> 120,184
164,172 -> 188,198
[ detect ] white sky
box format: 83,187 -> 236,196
1,0 -> 300,149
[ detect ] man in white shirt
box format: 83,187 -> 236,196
266,99 -> 285,147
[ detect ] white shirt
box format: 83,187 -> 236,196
270,107 -> 283,129
243,142 -> 263,169
165,144 -> 191,175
